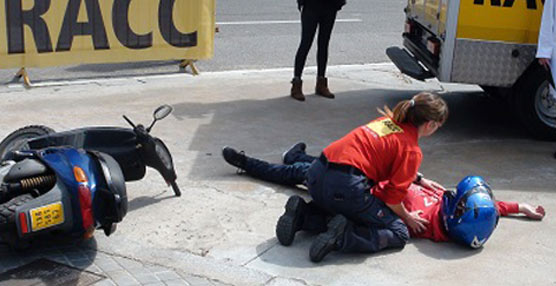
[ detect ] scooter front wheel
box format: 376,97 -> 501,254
0,125 -> 55,161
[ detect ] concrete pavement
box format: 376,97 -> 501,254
0,64 -> 554,285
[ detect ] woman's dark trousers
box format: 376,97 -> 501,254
243,153 -> 409,253
306,158 -> 410,253
294,4 -> 338,78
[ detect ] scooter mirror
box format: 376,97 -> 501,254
153,105 -> 173,121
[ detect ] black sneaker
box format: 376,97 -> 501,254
282,142 -> 307,165
276,195 -> 307,246
222,146 -> 247,173
309,214 -> 347,263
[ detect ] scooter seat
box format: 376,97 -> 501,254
4,159 -> 49,182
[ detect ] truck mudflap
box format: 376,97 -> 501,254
386,47 -> 433,81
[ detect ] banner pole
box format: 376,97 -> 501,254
180,60 -> 200,75
14,68 -> 32,88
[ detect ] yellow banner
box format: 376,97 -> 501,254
0,0 -> 215,68
457,0 -> 543,43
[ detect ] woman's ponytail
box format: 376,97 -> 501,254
378,92 -> 448,127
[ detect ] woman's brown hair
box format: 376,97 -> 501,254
378,92 -> 449,127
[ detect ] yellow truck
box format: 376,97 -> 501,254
387,0 -> 556,140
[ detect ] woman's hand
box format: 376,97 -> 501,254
519,203 -> 546,220
420,177 -> 446,192
539,58 -> 551,70
404,210 -> 429,233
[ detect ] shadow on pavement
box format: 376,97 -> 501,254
127,193 -> 177,213
0,237 -> 99,285
66,60 -> 180,74
171,88 -> 544,189
253,235 -> 408,268
254,234 -> 480,269
411,239 -> 482,260
0,61 -> 184,84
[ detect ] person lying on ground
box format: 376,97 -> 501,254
224,93 -> 448,263
222,143 -> 545,262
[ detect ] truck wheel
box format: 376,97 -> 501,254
512,64 -> 556,141
0,125 -> 55,160
480,86 -> 511,100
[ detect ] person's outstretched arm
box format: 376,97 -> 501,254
518,203 -> 546,220
496,201 -> 546,220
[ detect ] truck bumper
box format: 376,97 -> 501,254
386,46 -> 433,81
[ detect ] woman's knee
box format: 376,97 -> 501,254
376,219 -> 409,250
389,219 -> 410,247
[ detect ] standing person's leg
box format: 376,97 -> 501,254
291,7 -> 319,101
315,9 -> 338,99
294,8 -> 319,78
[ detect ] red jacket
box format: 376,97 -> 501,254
323,117 -> 422,205
401,183 -> 519,242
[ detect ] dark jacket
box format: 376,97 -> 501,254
298,0 -> 346,11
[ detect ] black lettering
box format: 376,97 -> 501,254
525,0 -> 538,9
158,0 -> 197,47
474,0 -> 502,6
476,0 -> 543,9
113,0 -> 152,49
5,0 -> 52,54
503,0 -> 537,8
56,0 -> 109,52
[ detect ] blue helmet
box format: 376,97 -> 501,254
442,176 -> 499,248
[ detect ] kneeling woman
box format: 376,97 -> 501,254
223,92 -> 449,262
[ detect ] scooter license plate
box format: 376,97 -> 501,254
30,202 -> 65,232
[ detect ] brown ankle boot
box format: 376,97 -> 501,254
290,78 -> 305,101
315,76 -> 335,99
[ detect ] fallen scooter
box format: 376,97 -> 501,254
0,105 -> 181,197
0,146 -> 127,249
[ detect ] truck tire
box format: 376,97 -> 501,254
512,64 -> 556,141
0,125 -> 55,160
480,86 -> 511,100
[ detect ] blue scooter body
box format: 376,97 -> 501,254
13,147 -> 105,239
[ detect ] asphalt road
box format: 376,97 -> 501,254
0,0 -> 406,83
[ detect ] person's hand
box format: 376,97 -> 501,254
420,177 -> 446,192
404,210 -> 429,233
519,203 -> 546,220
298,4 -> 303,11
539,58 -> 551,70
